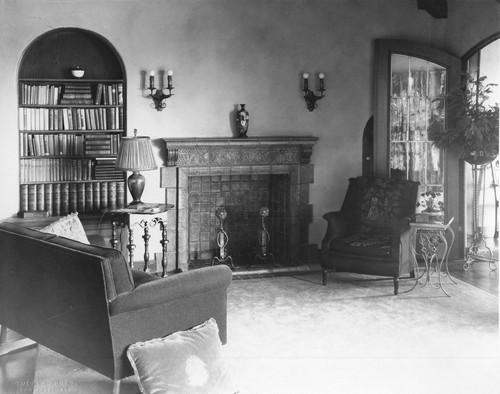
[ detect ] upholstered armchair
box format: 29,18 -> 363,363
321,177 -> 420,295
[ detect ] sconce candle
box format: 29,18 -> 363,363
167,69 -> 173,89
319,73 -> 325,91
302,71 -> 326,112
149,70 -> 155,90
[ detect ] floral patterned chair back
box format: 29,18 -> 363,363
341,177 -> 420,233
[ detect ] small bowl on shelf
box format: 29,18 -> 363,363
71,68 -> 85,78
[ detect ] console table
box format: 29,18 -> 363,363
106,203 -> 174,277
409,217 -> 457,296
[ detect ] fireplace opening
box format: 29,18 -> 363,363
188,173 -> 290,267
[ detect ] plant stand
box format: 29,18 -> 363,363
464,162 -> 497,271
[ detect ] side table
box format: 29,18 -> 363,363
106,203 -> 174,277
409,217 -> 457,296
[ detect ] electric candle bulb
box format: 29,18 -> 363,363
319,73 -> 325,90
149,70 -> 155,90
167,69 -> 173,89
303,73 -> 309,91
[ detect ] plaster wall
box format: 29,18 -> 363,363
0,0 -> 498,247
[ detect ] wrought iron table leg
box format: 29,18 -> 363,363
142,225 -> 151,272
127,227 -> 135,269
159,219 -> 169,277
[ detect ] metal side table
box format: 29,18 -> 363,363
409,217 -> 457,296
106,203 -> 174,277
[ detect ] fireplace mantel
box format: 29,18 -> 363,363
160,136 -> 318,273
163,136 -> 318,167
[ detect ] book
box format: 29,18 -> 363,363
36,184 -> 45,211
20,184 -> 29,212
60,183 -> 70,215
108,181 -> 117,210
100,182 -> 108,210
94,83 -> 104,105
69,183 -> 78,213
28,184 -> 37,211
18,210 -> 50,218
52,183 -> 61,216
44,183 -> 53,214
93,182 -> 101,212
85,182 -> 93,213
77,183 -> 85,213
116,181 -> 125,208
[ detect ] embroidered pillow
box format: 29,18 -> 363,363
127,318 -> 238,394
39,212 -> 89,244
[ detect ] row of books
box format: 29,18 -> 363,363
18,106 -> 124,131
84,134 -> 120,156
20,181 -> 126,216
60,83 -> 93,105
94,158 -> 124,180
19,82 -> 124,106
20,157 -> 124,183
20,133 -> 120,157
21,158 -> 93,182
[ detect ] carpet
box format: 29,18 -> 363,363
33,272 -> 500,394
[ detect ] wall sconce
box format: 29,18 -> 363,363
149,69 -> 174,111
302,72 -> 325,112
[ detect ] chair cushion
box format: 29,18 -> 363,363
39,212 -> 90,244
127,318 -> 237,394
332,230 -> 393,257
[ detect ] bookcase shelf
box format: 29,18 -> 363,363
17,28 -> 127,218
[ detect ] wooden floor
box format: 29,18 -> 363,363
448,237 -> 499,296
1,240 -> 498,394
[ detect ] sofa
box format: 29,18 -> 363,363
0,222 -> 233,388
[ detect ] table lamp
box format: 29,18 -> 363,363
116,129 -> 158,206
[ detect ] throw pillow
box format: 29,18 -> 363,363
39,212 -> 90,244
127,318 -> 238,394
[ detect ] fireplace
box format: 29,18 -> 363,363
160,136 -> 317,272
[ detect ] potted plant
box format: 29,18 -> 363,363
414,190 -> 445,223
428,73 -> 499,165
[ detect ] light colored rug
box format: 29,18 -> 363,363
34,272 -> 500,394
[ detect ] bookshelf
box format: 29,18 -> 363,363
17,28 -> 127,218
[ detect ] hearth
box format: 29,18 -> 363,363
161,136 -> 317,272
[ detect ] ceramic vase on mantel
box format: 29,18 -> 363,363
236,104 -> 249,138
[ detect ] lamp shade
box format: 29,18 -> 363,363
116,135 -> 158,171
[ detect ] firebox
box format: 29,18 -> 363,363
161,136 -> 317,272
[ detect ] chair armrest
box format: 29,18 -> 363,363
391,216 -> 412,249
108,265 -> 232,316
321,211 -> 347,251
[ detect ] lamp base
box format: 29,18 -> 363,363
128,171 -> 146,205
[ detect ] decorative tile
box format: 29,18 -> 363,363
177,147 -> 210,166
210,147 -> 241,165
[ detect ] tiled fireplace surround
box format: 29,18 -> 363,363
160,137 -> 317,272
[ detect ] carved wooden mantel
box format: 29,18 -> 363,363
163,136 -> 318,167
160,136 -> 318,272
